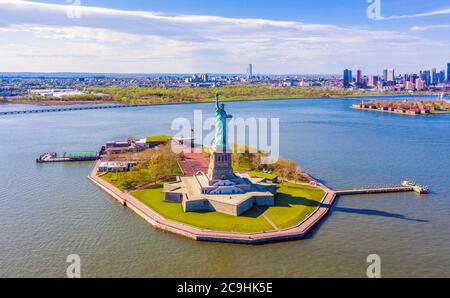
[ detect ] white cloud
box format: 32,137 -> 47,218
0,0 -> 448,73
411,24 -> 450,32
380,7 -> 450,20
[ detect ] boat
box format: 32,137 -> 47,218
401,180 -> 429,194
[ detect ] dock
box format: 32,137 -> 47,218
335,181 -> 428,196
36,151 -> 99,163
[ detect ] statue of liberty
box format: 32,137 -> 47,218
213,93 -> 232,152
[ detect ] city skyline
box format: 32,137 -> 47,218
0,0 -> 449,74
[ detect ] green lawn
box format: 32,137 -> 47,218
98,172 -> 129,191
132,185 -> 274,233
131,182 -> 326,232
232,159 -> 252,172
264,183 -> 325,229
249,171 -> 278,181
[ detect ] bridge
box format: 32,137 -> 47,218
0,104 -> 138,115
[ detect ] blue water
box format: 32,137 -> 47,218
0,97 -> 449,277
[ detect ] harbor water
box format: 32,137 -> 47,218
0,97 -> 449,277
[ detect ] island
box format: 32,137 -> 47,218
85,95 -> 428,244
352,99 -> 450,115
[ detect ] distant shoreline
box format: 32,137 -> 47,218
1,93 -> 442,107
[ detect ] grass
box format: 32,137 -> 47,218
264,183 -> 325,229
232,159 -> 252,172
98,169 -> 152,191
131,182 -> 326,232
249,171 -> 278,181
146,135 -> 172,143
98,172 -> 129,191
132,185 -> 274,233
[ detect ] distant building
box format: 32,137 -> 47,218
447,63 -> 450,82
404,81 -> 415,91
383,69 -> 388,81
415,78 -> 424,91
437,70 -> 446,84
422,70 -> 431,86
343,69 -> 352,88
368,75 -> 379,88
356,69 -> 362,83
431,68 -> 437,85
247,64 -> 253,79
387,69 -> 395,82
200,73 -> 209,82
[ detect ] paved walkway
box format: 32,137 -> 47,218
256,206 -> 280,231
178,152 -> 209,176
87,161 -> 337,244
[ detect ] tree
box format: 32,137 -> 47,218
148,153 -> 163,184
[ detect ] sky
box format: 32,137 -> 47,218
0,0 -> 449,75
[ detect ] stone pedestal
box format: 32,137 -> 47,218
207,151 -> 235,184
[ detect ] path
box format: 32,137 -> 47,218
258,208 -> 280,231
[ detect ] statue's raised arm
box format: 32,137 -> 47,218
215,93 -> 220,110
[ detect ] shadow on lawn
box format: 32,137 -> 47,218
239,207 -> 266,219
187,206 -> 265,219
275,193 -> 320,208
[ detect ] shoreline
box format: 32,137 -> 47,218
87,160 -> 337,244
352,106 -> 450,115
2,93 -> 439,108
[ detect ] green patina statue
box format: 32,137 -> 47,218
213,93 -> 232,152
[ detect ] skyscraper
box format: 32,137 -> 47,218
438,70 -> 445,84
383,69 -> 388,81
423,70 -> 431,86
343,69 -> 352,88
387,69 -> 395,82
447,63 -> 450,82
356,69 -> 362,83
247,64 -> 253,79
368,75 -> 379,88
431,68 -> 437,85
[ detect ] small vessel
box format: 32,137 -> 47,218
402,180 -> 429,194
36,152 -> 58,163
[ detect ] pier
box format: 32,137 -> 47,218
0,104 -> 135,115
335,181 -> 428,196
36,151 -> 99,163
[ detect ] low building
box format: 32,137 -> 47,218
98,161 -> 133,172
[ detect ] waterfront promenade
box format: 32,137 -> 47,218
87,161 -> 337,244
